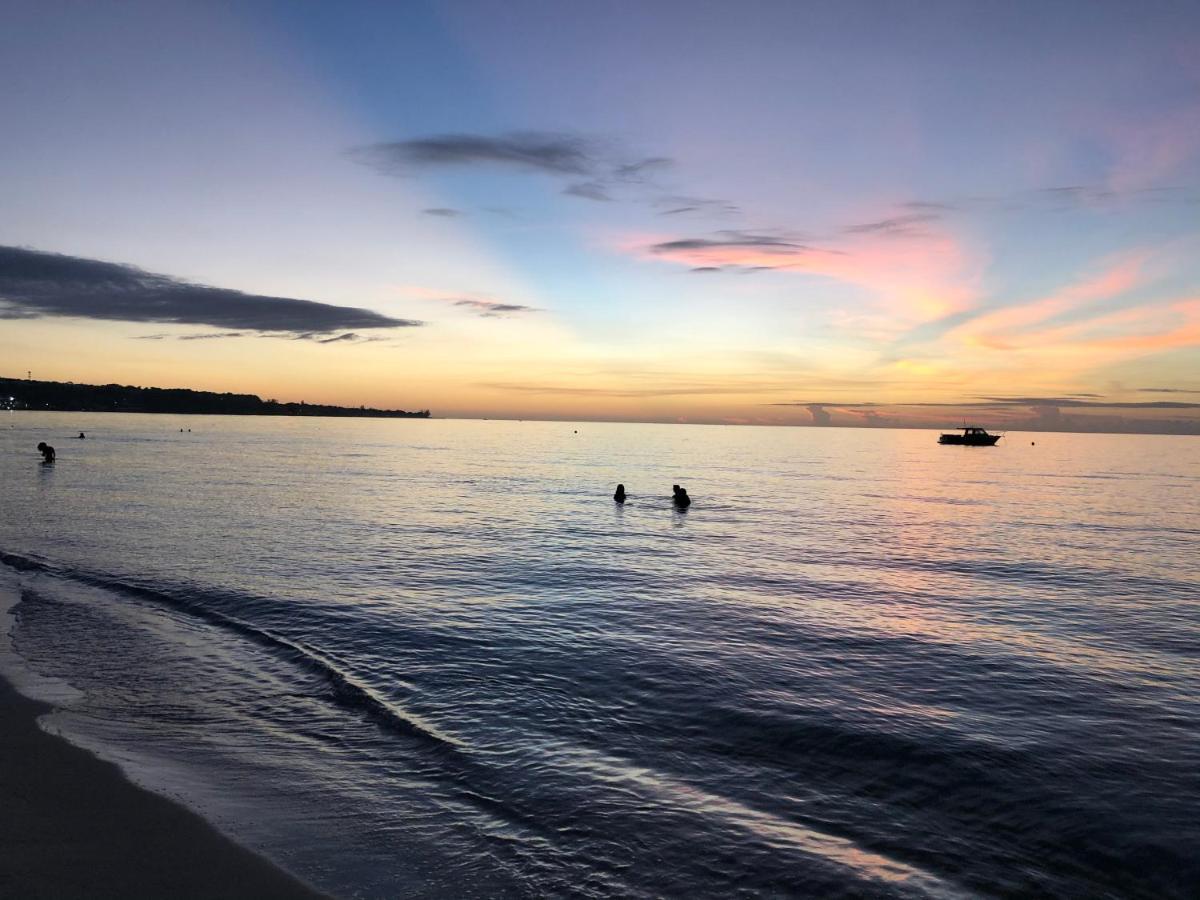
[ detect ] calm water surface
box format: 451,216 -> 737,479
1,413 -> 1198,898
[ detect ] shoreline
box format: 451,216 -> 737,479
0,602 -> 328,900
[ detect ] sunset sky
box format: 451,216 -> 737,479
2,1 -> 1199,431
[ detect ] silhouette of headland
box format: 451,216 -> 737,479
1,376 -> 430,419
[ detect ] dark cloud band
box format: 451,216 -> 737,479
844,212 -> 940,235
651,230 -> 806,254
774,397 -> 1200,410
351,132 -> 677,209
0,245 -> 422,334
351,132 -> 594,176
452,299 -> 539,318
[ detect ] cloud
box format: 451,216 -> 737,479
136,329 -> 383,345
131,331 -> 384,345
947,255 -> 1200,371
0,245 -> 423,334
563,182 -> 613,202
351,132 -> 593,176
650,230 -> 807,254
483,381 -> 776,398
452,299 -> 540,318
771,401 -> 880,408
844,212 -> 941,236
772,397 -> 1200,410
353,132 -> 684,208
613,157 -> 673,183
310,332 -> 385,344
179,331 -> 246,340
857,408 -> 886,424
976,396 -> 1200,409
897,250 -> 1154,357
881,185 -> 1198,222
769,397 -> 1200,436
1037,186 -> 1119,208
786,396 -> 1200,411
901,201 -> 955,212
771,401 -> 894,427
422,207 -> 461,217
1139,387 -> 1200,394
645,230 -> 827,274
642,226 -> 977,322
653,195 -> 741,217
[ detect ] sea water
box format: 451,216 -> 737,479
1,413 -> 1197,899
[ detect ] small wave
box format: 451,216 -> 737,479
550,742 -> 967,898
0,550 -> 464,757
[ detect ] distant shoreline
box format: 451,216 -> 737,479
1,376 -> 429,419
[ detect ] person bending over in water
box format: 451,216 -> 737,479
613,484 -> 627,503
672,484 -> 691,508
36,442 -> 55,463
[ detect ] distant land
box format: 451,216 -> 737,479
0,376 -> 430,419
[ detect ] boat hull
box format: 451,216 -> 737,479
938,434 -> 1000,446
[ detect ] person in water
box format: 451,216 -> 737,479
613,484 -> 627,503
36,442 -> 55,463
672,484 -> 691,508
78,432 -> 86,439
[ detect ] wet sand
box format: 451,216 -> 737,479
0,674 -> 326,899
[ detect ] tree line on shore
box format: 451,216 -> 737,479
0,376 -> 430,418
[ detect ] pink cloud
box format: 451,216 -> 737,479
958,254 -> 1149,347
1054,298 -> 1200,354
969,295 -> 1200,375
630,224 -> 983,323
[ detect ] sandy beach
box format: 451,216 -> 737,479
0,673 -> 326,899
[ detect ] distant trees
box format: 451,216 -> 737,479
0,377 -> 430,419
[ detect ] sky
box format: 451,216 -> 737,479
1,0 -> 1199,432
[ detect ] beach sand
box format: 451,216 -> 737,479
0,673 -> 327,899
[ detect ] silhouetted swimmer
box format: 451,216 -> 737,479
613,484 -> 626,503
36,442 -> 55,463
672,484 -> 691,508
78,432 -> 86,439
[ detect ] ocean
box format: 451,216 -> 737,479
1,413 -> 1197,899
